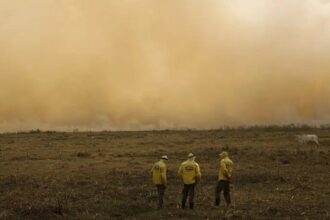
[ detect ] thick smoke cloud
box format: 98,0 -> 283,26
0,0 -> 330,131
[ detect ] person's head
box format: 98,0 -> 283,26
219,151 -> 229,159
161,155 -> 169,161
187,153 -> 196,161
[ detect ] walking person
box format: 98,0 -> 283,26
178,153 -> 201,209
215,151 -> 234,208
151,155 -> 169,209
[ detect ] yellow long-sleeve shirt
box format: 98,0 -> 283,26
178,159 -> 201,184
151,160 -> 167,185
218,156 -> 233,181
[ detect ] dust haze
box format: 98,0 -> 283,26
0,0 -> 330,131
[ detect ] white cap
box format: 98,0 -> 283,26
219,151 -> 228,158
188,153 -> 195,159
161,155 -> 169,160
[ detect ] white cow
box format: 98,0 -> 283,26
296,134 -> 319,146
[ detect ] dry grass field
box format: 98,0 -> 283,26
1,128 -> 330,219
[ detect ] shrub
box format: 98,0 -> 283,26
29,129 -> 41,134
76,152 -> 91,158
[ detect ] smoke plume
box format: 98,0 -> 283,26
1,0 -> 330,131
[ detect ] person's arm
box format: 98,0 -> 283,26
161,166 -> 167,185
178,164 -> 183,180
227,161 -> 233,179
221,160 -> 230,179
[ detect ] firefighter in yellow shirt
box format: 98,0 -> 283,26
178,153 -> 201,209
215,151 -> 233,208
151,155 -> 168,209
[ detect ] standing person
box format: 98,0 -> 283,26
178,153 -> 201,209
215,151 -> 234,208
151,155 -> 169,209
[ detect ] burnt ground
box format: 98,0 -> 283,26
0,128 -> 330,219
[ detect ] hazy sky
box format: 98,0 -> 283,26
1,0 -> 330,131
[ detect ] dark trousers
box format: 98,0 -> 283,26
156,184 -> 166,209
215,180 -> 231,206
182,184 -> 195,209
